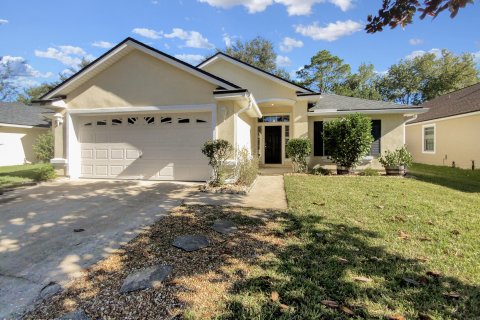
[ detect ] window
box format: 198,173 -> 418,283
285,125 -> 290,158
313,121 -> 324,156
369,120 -> 381,156
112,118 -> 123,126
423,125 -> 435,152
127,117 -> 138,125
160,117 -> 172,124
258,115 -> 290,123
144,116 -> 155,125
96,120 -> 107,126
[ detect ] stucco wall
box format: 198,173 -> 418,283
67,50 -> 217,108
0,126 -> 48,166
406,113 -> 480,169
308,114 -> 406,169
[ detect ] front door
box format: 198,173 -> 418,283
265,126 -> 282,164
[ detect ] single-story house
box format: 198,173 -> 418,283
33,37 -> 426,181
406,83 -> 480,169
0,102 -> 51,166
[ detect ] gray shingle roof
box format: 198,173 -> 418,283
310,94 -> 408,111
0,102 -> 52,127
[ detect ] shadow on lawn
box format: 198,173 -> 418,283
408,164 -> 480,193
220,212 -> 480,319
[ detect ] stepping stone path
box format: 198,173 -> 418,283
172,235 -> 209,252
211,219 -> 237,235
57,310 -> 90,320
120,265 -> 173,293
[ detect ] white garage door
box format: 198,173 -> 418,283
78,112 -> 212,181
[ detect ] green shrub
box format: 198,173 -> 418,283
379,146 -> 413,168
33,164 -> 56,181
33,132 -> 54,163
359,168 -> 380,176
323,114 -> 374,169
311,166 -> 332,176
286,138 -> 312,173
235,148 -> 259,186
201,139 -> 233,186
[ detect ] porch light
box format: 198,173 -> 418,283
53,113 -> 64,127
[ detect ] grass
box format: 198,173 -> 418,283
219,164 -> 480,319
0,163 -> 55,188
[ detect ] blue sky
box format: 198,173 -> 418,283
1,0 -> 479,90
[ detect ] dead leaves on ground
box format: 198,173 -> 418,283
321,300 -> 356,316
398,231 -> 410,240
321,300 -> 339,308
352,276 -> 373,283
387,314 -> 406,320
270,291 -> 279,302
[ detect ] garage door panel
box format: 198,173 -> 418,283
78,113 -> 212,181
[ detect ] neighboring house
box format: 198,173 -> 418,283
33,37 -> 426,181
0,102 -> 51,166
406,83 -> 480,169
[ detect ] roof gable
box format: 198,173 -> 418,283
198,52 -> 313,94
40,38 -> 240,100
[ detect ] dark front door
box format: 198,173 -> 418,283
265,126 -> 282,164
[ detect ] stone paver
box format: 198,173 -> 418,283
184,175 -> 287,210
172,235 -> 210,252
211,220 -> 237,235
120,265 -> 173,293
56,309 -> 90,320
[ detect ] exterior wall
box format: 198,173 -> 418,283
406,113 -> 480,169
236,111 -> 254,154
67,50 -> 217,109
308,113 -> 406,170
0,126 -> 48,166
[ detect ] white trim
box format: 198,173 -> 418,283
211,105 -> 217,139
257,98 -> 296,106
422,123 -> 436,154
0,123 -> 40,129
68,104 -> 216,115
198,54 -> 310,93
66,113 -> 81,178
308,108 -> 428,116
256,112 -> 291,165
406,110 -> 480,126
50,158 -> 68,165
296,94 -> 321,101
43,40 -> 237,99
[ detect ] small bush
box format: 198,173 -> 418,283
201,139 -> 233,186
311,166 -> 332,176
33,164 -> 56,181
323,114 -> 374,169
286,138 -> 312,173
33,132 -> 54,163
359,168 -> 380,176
379,146 -> 413,168
235,148 -> 258,186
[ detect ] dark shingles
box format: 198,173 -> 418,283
409,83 -> 480,124
0,102 -> 52,127
310,94 -> 409,111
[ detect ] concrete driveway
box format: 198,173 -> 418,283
0,179 -> 196,319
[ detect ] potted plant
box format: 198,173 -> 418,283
323,114 -> 374,175
379,146 -> 413,176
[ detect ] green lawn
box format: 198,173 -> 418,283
0,163 -> 55,188
222,164 -> 480,319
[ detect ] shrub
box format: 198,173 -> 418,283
235,148 -> 259,186
201,139 -> 233,186
33,164 -> 56,181
323,114 -> 374,169
379,146 -> 413,168
311,166 -> 332,176
359,168 -> 380,176
286,138 -> 312,173
33,132 -> 54,163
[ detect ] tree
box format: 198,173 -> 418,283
0,60 -> 18,101
223,36 -> 291,79
296,50 -> 351,93
59,57 -> 91,81
333,63 -> 382,100
17,82 -> 57,105
366,0 -> 474,33
201,139 -> 234,186
378,49 -> 479,104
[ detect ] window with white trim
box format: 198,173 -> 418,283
423,125 -> 435,152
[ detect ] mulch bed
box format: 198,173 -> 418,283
24,205 -> 285,320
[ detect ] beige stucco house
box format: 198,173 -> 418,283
406,83 -> 480,169
0,103 -> 51,166
34,37 -> 426,181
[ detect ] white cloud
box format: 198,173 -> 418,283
295,20 -> 362,41
280,37 -> 303,52
34,45 -> 94,67
0,19 -> 8,25
276,55 -> 291,67
405,48 -> 442,60
474,51 -> 480,63
175,54 -> 206,65
198,0 -> 353,15
132,28 -> 163,39
223,33 -> 233,47
0,56 -> 53,89
409,38 -> 423,45
164,28 -> 214,49
91,41 -> 114,49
